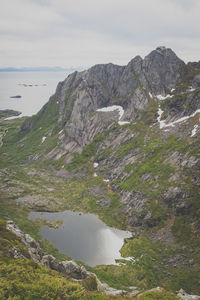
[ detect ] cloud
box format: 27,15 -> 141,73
0,0 -> 200,67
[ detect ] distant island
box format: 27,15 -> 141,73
0,66 -> 84,72
0,109 -> 21,119
10,95 -> 22,99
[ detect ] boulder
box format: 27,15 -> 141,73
57,260 -> 90,280
177,289 -> 200,300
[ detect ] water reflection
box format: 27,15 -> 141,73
29,210 -> 132,266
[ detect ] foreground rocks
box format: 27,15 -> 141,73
177,289 -> 200,300
41,254 -> 90,280
6,220 -> 200,299
6,221 -> 128,295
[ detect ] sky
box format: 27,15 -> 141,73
0,0 -> 200,68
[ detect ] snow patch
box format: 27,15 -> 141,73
41,136 -> 46,143
118,121 -> 130,125
156,94 -> 173,101
97,105 -> 124,119
157,106 -> 166,129
93,162 -> 99,168
157,107 -> 200,129
5,115 -> 21,121
122,256 -> 136,262
58,129 -> 63,135
96,105 -> 130,125
103,179 -> 110,183
188,86 -> 196,92
116,256 -> 136,266
149,92 -> 153,98
191,125 -> 198,137
165,109 -> 200,127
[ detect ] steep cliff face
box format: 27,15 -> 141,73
21,47 -> 192,156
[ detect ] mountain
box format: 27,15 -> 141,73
0,46 -> 200,298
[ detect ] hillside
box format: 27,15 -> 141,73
0,46 -> 200,298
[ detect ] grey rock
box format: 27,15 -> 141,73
192,75 -> 200,88
177,289 -> 200,300
121,191 -> 147,226
142,47 -> 185,94
175,202 -> 191,215
100,283 -> 127,296
9,248 -> 26,259
54,169 -> 75,179
121,191 -> 147,213
6,221 -> 44,262
164,187 -> 189,208
164,151 -> 198,168
58,260 -> 89,279
162,90 -> 200,124
88,185 -> 111,208
41,254 -> 59,270
24,234 -> 38,248
189,259 -> 194,265
163,254 -> 186,267
141,172 -> 151,182
129,289 -> 141,297
152,265 -> 160,271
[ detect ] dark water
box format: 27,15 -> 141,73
29,210 -> 132,267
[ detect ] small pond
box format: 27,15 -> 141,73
29,210 -> 132,267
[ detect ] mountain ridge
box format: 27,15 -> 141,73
20,46 -> 200,157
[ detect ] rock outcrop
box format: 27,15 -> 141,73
177,289 -> 200,300
6,221 -> 92,280
5,221 -> 129,296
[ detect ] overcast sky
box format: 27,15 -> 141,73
1,0 -> 200,68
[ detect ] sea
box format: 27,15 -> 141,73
0,72 -> 70,117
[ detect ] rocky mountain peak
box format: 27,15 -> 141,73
156,46 -> 167,51
142,46 -> 185,94
20,46 -> 199,158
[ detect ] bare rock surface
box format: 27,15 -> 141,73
177,289 -> 200,300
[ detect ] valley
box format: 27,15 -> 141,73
0,46 -> 200,299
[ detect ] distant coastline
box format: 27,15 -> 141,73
0,67 -> 84,72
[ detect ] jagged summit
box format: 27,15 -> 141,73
20,46 -> 200,158
156,46 -> 167,51
154,46 -> 174,54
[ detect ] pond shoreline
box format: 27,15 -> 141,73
28,210 -> 132,267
